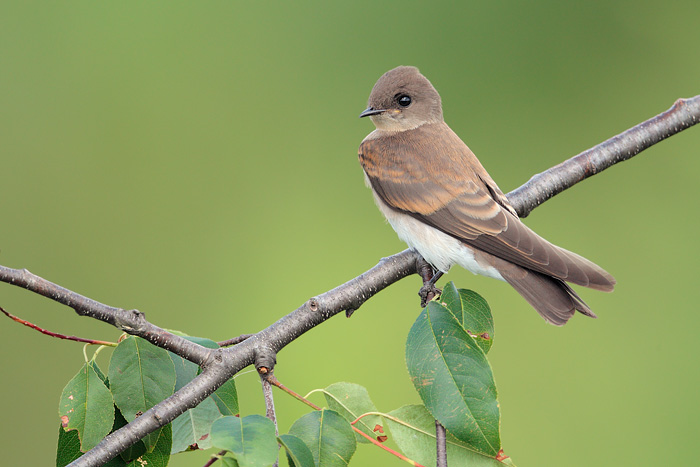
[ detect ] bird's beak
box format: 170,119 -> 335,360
359,106 -> 386,118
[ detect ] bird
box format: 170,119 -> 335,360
358,66 -> 615,325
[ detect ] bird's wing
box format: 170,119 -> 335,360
359,123 -> 615,290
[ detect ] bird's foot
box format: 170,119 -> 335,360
416,256 -> 444,307
419,282 -> 442,308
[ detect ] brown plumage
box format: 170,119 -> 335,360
358,66 -> 615,325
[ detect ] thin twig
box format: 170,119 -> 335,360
217,334 -> 254,347
0,306 -> 116,346
201,450 -> 227,467
353,425 -> 426,467
435,420 -> 447,467
267,375 -> 322,411
260,372 -> 280,467
260,371 -> 280,467
260,372 -> 278,435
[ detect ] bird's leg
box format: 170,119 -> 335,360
417,256 -> 443,307
427,270 -> 444,287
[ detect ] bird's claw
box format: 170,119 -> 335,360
419,283 -> 442,308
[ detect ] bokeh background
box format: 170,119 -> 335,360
2,2 -> 699,466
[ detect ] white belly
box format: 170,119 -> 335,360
372,190 -> 505,281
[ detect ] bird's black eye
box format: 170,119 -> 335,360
397,94 -> 412,107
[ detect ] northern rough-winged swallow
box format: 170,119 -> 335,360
358,66 -> 615,325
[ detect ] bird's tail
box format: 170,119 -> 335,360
497,260 -> 598,326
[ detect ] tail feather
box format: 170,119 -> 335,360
468,213 -> 616,292
497,260 -> 598,326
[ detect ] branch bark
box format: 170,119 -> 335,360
509,96 -> 699,217
0,95 -> 697,467
435,420 -> 447,467
0,268 -> 213,366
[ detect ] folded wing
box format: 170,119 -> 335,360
359,122 -> 615,292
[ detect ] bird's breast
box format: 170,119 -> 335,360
371,188 -> 504,281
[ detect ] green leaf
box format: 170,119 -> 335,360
112,408 -> 147,462
278,434 -> 315,467
125,423 -> 172,467
58,361 -> 115,452
386,405 -> 515,467
220,457 -> 240,467
171,397 -> 221,453
108,336 -> 176,451
90,360 -> 109,386
170,350 -> 199,394
167,335 -> 238,415
166,335 -> 237,453
211,415 -> 278,467
211,378 -> 239,416
56,387 -> 168,467
322,382 -> 381,444
56,424 -> 128,467
406,301 -> 501,456
288,410 -> 356,467
439,282 -> 494,354
168,336 -> 219,392
56,424 -> 83,467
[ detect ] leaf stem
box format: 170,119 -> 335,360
201,449 -> 227,467
267,375 -> 322,411
269,377 -> 425,466
353,426 -> 426,467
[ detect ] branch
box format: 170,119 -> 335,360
509,96 -> 700,217
260,370 -> 279,435
0,96 -> 697,466
0,267 -> 215,366
435,420 -> 447,467
217,334 -> 254,347
73,251 -> 418,466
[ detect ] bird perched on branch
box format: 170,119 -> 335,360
358,66 -> 615,325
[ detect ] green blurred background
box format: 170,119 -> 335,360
2,2 -> 699,466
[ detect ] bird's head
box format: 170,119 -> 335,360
360,66 -> 444,131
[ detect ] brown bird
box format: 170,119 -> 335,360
358,66 -> 615,325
